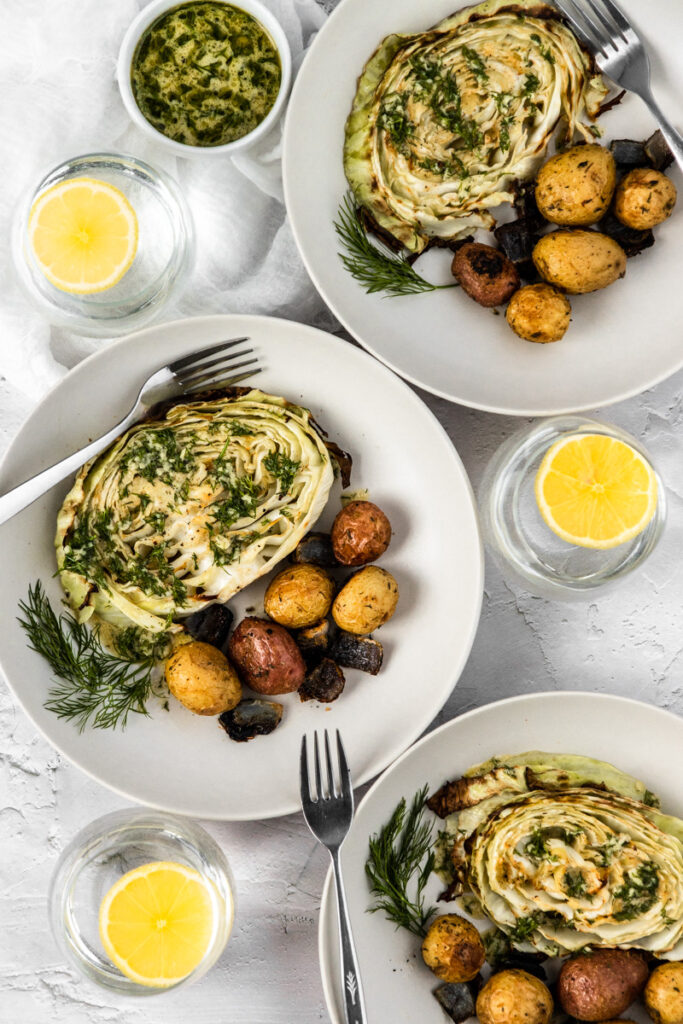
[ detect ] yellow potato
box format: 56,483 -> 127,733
477,969 -> 554,1024
506,283 -> 571,343
332,566 -> 398,634
533,230 -> 626,294
165,640 -> 242,715
535,144 -> 616,225
421,914 -> 485,983
615,167 -> 677,230
645,963 -> 683,1024
264,564 -> 334,629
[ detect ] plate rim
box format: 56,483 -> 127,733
0,312 -> 484,820
282,0 -> 683,417
317,690 -> 683,1021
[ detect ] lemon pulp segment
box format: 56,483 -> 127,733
535,433 -> 658,549
28,177 -> 138,294
98,860 -> 216,987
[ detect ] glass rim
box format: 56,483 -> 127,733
479,414 -> 667,598
12,151 -> 194,336
48,808 -> 234,996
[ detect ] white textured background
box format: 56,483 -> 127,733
2,0 -> 683,1017
3,367 -> 683,1022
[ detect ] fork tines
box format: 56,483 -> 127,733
300,729 -> 351,804
168,336 -> 262,393
553,0 -> 637,53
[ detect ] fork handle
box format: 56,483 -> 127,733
0,413 -> 136,528
331,849 -> 367,1024
642,93 -> 683,174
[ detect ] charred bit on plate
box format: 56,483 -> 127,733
218,698 -> 283,741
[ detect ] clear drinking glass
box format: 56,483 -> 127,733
13,152 -> 193,335
48,809 -> 234,995
479,416 -> 666,598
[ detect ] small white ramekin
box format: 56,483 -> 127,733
117,0 -> 292,158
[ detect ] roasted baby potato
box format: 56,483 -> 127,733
645,962 -> 683,1024
228,617 -> 306,694
614,167 -> 677,229
332,566 -> 399,634
421,914 -> 485,983
535,143 -> 616,225
264,564 -> 335,629
476,969 -> 553,1024
165,641 -> 242,716
506,283 -> 571,343
331,500 -> 392,566
452,242 -> 520,307
557,949 -> 648,1021
533,229 -> 626,294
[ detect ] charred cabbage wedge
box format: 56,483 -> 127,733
56,390 -> 338,648
344,0 -> 608,253
430,752 -> 683,958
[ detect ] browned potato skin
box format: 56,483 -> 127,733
506,283 -> 571,343
331,501 -> 392,566
228,617 -> 305,694
332,566 -> 399,635
421,914 -> 485,983
477,969 -> 553,1024
165,641 -> 242,715
645,962 -> 683,1024
535,144 -> 616,226
264,564 -> 334,629
452,242 -> 520,307
533,230 -> 627,294
558,949 -> 649,1021
615,167 -> 677,229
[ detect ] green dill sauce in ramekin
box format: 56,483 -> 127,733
131,1 -> 282,147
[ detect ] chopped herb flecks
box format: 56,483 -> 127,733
264,451 -> 301,493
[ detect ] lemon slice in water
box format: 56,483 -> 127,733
29,177 -> 138,294
99,861 -> 216,988
535,433 -> 658,550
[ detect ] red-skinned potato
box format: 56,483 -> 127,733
228,617 -> 305,694
452,242 -> 520,307
558,949 -> 648,1021
331,501 -> 392,566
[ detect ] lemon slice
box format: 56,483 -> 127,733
99,861 -> 216,988
28,177 -> 138,294
535,433 -> 658,550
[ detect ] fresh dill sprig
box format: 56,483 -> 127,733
17,581 -> 166,732
334,194 -> 457,299
365,785 -> 437,938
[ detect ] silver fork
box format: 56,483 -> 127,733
553,0 -> 683,172
300,730 -> 367,1024
0,336 -> 261,527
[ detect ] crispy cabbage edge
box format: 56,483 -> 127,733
55,389 -> 336,640
343,0 -> 608,252
440,751 -> 683,959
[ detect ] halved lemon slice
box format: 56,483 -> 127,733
99,861 -> 216,988
535,433 -> 658,550
28,177 -> 138,294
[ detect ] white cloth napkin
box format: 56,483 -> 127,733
0,0 -> 340,400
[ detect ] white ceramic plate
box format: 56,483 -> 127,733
0,315 -> 482,820
283,0 -> 683,415
319,692 -> 683,1022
